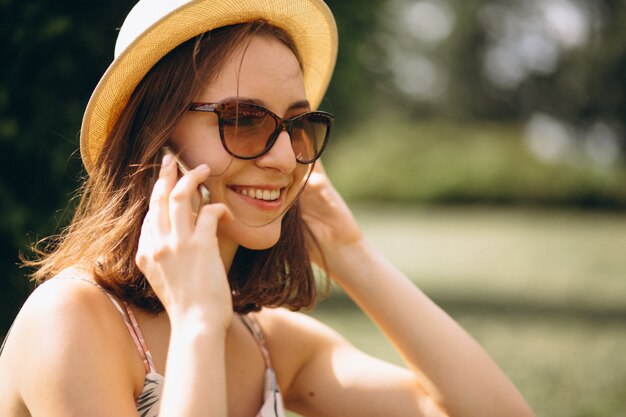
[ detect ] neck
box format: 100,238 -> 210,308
218,235 -> 239,272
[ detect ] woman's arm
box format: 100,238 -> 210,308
3,279 -> 147,417
295,164 -> 534,417
4,157 -> 234,417
135,155 -> 234,417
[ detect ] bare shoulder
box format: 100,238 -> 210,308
0,270 -> 143,416
254,308 -> 423,417
256,307 -> 345,344
8,271 -> 129,357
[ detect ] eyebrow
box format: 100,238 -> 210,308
219,96 -> 311,112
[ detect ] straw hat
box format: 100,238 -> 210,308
80,0 -> 338,174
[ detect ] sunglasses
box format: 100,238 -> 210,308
188,101 -> 334,164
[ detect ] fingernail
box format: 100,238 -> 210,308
163,154 -> 173,166
198,164 -> 209,171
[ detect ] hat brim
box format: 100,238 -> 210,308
80,0 -> 337,174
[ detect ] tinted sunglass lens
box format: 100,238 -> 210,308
216,103 -> 331,162
291,114 -> 330,163
221,104 -> 276,158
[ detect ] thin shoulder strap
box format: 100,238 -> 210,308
240,313 -> 272,368
122,300 -> 157,374
53,276 -> 157,374
0,322 -> 14,356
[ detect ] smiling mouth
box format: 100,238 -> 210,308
231,186 -> 282,202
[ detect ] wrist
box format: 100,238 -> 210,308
168,304 -> 233,335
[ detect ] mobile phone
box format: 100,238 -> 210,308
161,146 -> 211,213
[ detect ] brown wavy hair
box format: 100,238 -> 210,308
25,20 -> 324,314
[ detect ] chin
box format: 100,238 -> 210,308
222,220 -> 282,251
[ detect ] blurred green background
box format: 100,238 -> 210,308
1,0 -> 625,416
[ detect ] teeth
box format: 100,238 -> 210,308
235,187 -> 280,201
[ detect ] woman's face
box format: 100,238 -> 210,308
170,34 -> 310,250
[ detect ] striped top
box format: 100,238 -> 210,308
0,278 -> 287,417
96,283 -> 287,417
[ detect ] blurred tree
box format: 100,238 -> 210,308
319,0 -> 389,130
0,0 -> 135,335
368,0 -> 625,164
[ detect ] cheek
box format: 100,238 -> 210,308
286,163 -> 312,199
170,117 -> 233,175
174,139 -> 234,177
295,163 -> 311,181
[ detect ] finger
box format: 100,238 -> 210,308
169,163 -> 211,236
139,211 -> 153,237
149,154 -> 177,233
136,212 -> 157,272
194,203 -> 234,236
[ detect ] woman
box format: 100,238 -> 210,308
0,0 -> 535,416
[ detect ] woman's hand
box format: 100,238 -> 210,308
135,154 -> 234,328
300,162 -> 363,272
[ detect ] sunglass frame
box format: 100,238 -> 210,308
188,101 -> 334,164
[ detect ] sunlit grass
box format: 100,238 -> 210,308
308,303 -> 626,417
352,204 -> 626,310
296,206 -> 626,417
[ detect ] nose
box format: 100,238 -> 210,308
256,130 -> 297,173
